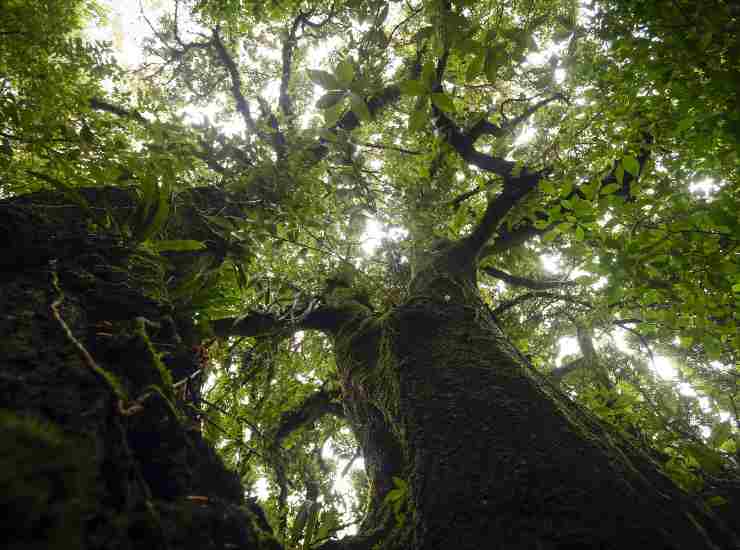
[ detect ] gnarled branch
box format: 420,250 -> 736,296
468,93 -> 565,142
491,291 -> 593,316
211,29 -> 258,134
275,389 -> 344,445
482,266 -> 576,290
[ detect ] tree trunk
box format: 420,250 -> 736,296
0,191 -> 279,550
332,244 -> 739,550
4,190 -> 738,550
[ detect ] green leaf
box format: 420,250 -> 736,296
136,184 -> 170,241
706,495 -> 728,508
385,488 -> 404,503
409,104 -> 428,132
430,93 -> 455,113
708,422 -> 732,447
315,509 -> 340,543
600,183 -> 620,195
574,225 -> 585,241
686,443 -> 724,475
484,48 -> 501,81
450,206 -> 467,233
302,501 -> 321,549
335,60 -> 354,87
289,502 -> 310,545
676,116 -> 694,133
319,128 -> 338,142
307,69 -> 340,90
540,180 -> 556,195
399,79 -> 428,96
543,229 -> 559,243
614,165 -> 625,186
731,283 -> 740,293
623,155 -> 640,176
560,179 -> 573,198
152,240 -> 206,252
350,92 -> 372,121
316,91 -> 346,109
324,101 -> 344,126
421,61 -> 436,89
465,55 -> 484,81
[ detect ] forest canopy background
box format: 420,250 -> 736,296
1,0 -> 739,544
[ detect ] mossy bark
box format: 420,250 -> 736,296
0,191 -> 278,550
331,243 -> 739,550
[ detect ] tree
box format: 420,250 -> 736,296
2,0 -> 739,549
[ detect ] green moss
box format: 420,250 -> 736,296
0,410 -> 94,549
133,317 -> 174,399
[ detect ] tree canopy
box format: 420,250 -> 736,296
2,0 -> 739,545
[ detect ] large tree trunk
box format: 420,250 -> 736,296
4,189 -> 738,550
0,191 -> 279,550
333,243 -> 739,550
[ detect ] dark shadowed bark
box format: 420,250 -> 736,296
4,189 -> 739,550
312,240 -> 740,550
0,191 -> 281,550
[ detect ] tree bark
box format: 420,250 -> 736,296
330,243 -> 739,550
0,191 -> 280,550
4,190 -> 738,550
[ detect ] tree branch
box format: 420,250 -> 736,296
483,134 -> 653,252
212,311 -> 289,339
89,97 -> 148,124
436,111 -> 517,176
549,357 -> 587,383
463,171 -> 544,257
279,13 -> 303,119
354,141 -> 421,155
212,299 -> 369,339
468,93 -> 564,142
275,389 -> 344,445
211,29 -> 258,134
482,266 -> 576,289
491,291 -> 593,316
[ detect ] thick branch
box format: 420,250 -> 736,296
211,30 -> 257,134
484,135 -> 653,252
89,97 -> 148,124
485,222 -> 550,254
549,357 -> 587,383
482,266 -> 576,289
468,94 -> 564,142
355,141 -> 421,155
257,96 -> 288,158
279,14 -> 303,119
440,117 -> 517,176
491,291 -> 593,316
463,171 -> 544,257
309,85 -> 402,161
212,300 -> 368,339
212,311 -> 289,339
275,389 -> 344,444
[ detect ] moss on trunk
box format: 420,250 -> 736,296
331,244 -> 739,550
0,193 -> 278,550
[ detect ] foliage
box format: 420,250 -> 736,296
2,0 -> 738,544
